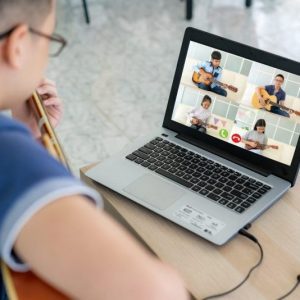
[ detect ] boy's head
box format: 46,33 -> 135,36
274,74 -> 284,89
201,95 -> 212,109
211,51 -> 221,68
0,0 -> 56,109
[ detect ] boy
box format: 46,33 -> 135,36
193,51 -> 227,97
255,74 -> 289,117
0,1 -> 188,299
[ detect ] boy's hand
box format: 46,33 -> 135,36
11,79 -> 63,138
36,78 -> 63,129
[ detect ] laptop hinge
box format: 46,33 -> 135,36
176,133 -> 270,177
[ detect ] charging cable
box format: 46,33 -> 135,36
202,226 -> 263,299
277,275 -> 300,300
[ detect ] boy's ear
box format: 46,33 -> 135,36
3,24 -> 30,69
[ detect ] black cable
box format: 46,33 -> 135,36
277,275 -> 300,300
202,228 -> 263,300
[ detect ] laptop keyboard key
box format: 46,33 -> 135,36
207,193 -> 221,201
231,190 -> 248,200
183,174 -> 192,181
219,199 -> 229,205
219,177 -> 228,183
134,158 -> 144,164
206,185 -> 215,191
242,188 -> 253,195
148,165 -> 158,171
144,143 -> 156,150
126,154 -> 137,161
141,161 -> 150,167
147,157 -> 156,163
215,182 -> 224,188
252,192 -> 262,199
213,188 -> 222,195
169,167 -> 177,173
204,170 -> 213,176
234,184 -> 244,190
235,206 -> 245,213
232,198 -> 243,204
191,178 -> 200,184
227,202 -> 237,209
154,161 -> 164,167
192,186 -> 201,192
220,192 -> 235,201
150,139 -> 159,145
263,185 -> 271,190
208,178 -> 217,185
200,175 -> 209,181
223,186 -> 232,192
178,165 -> 187,171
244,182 -> 260,190
139,147 -> 152,155
247,197 -> 257,203
258,188 -> 268,194
162,164 -> 171,170
199,189 -> 209,196
185,169 -> 194,174
155,169 -> 193,188
175,171 -> 185,177
241,201 -> 251,208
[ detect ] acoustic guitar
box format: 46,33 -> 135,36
192,69 -> 238,93
252,89 -> 300,116
245,139 -> 279,151
1,91 -> 69,300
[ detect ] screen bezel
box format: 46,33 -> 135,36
163,27 -> 300,185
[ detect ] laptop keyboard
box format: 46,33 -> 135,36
125,137 -> 272,214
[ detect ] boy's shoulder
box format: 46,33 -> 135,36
0,113 -> 30,136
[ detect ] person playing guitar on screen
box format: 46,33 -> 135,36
193,50 -> 228,97
255,74 -> 291,118
242,119 -> 279,154
188,95 -> 217,133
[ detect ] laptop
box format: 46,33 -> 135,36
86,27 -> 300,245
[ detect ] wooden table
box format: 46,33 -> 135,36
80,164 -> 300,300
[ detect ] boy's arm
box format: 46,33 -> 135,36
14,195 -> 189,300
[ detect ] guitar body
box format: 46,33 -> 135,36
252,89 -> 277,111
192,69 -> 238,93
192,69 -> 213,85
2,263 -> 68,300
245,139 -> 279,150
245,139 -> 264,150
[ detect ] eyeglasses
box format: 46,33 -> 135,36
0,26 -> 67,57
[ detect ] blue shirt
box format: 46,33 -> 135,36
193,60 -> 223,88
265,85 -> 286,103
0,113 -> 101,275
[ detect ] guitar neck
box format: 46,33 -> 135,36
268,100 -> 289,112
212,79 -> 226,88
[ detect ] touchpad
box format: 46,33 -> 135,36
123,173 -> 185,210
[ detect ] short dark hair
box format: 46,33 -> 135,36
201,95 -> 212,105
275,74 -> 285,81
0,0 -> 53,31
254,119 -> 266,131
211,51 -> 221,60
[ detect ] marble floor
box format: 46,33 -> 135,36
47,0 -> 300,175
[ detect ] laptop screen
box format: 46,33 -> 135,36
171,40 -> 300,166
